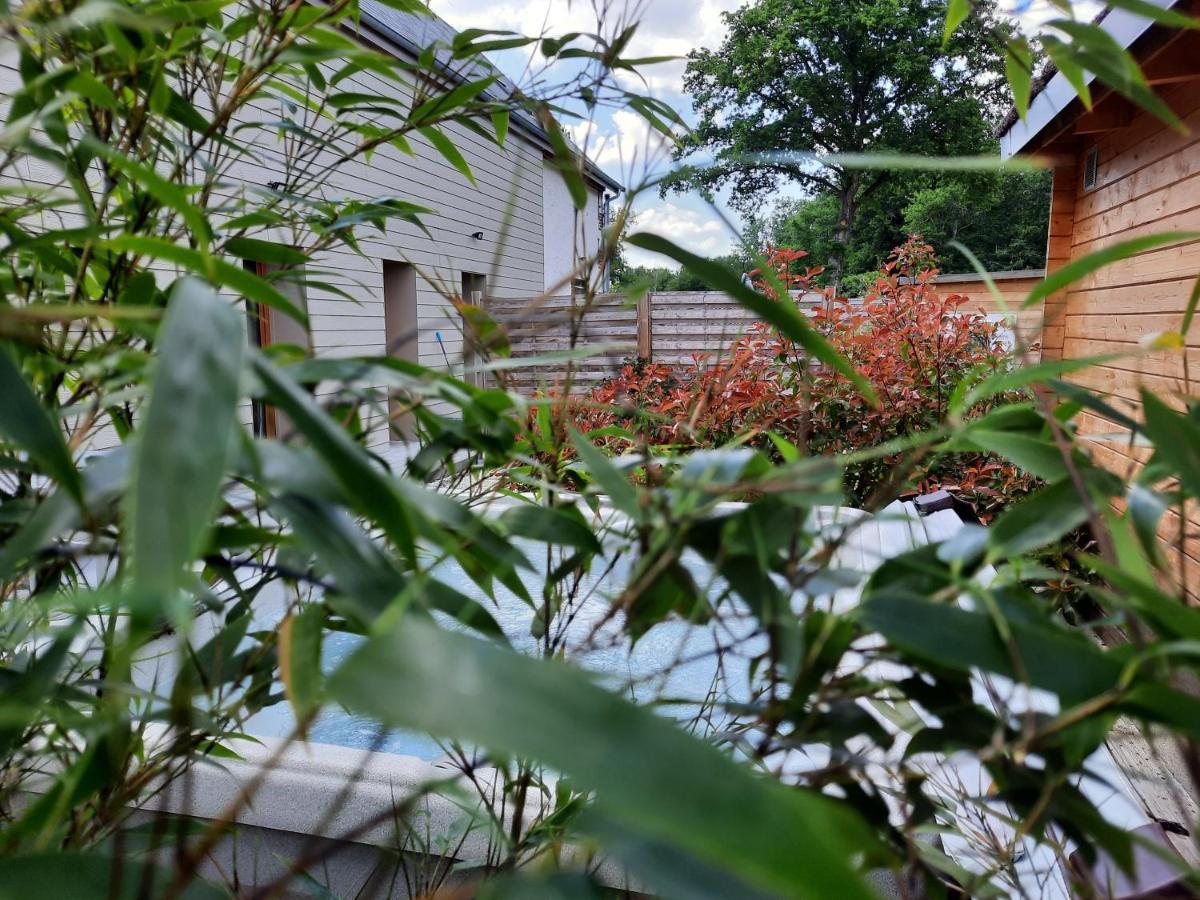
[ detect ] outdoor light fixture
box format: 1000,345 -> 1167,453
470,230 -> 484,240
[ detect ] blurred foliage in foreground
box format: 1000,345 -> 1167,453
0,0 -> 1199,898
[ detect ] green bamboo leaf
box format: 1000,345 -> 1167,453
772,152 -> 1044,172
1121,682 -> 1200,740
408,76 -> 496,126
948,240 -> 1007,311
540,110 -> 588,209
1046,379 -> 1140,433
943,0 -> 971,46
252,355 -> 416,562
1023,233 -> 1200,309
140,0 -> 233,23
579,811 -> 774,900
418,125 -> 476,186
223,237 -> 307,265
501,502 -> 602,553
955,353 -> 1124,412
81,135 -> 210,248
568,428 -> 642,520
1182,272 -> 1200,338
276,490 -> 505,637
491,108 -> 510,146
987,479 -> 1094,558
1140,389 -> 1200,498
626,232 -> 879,406
1106,0 -> 1200,30
1049,19 -> 1185,132
0,622 -> 82,759
1041,36 -> 1093,110
126,278 -> 243,598
66,72 -> 116,109
0,489 -> 78,582
861,588 -> 1119,705
275,493 -> 405,625
103,234 -> 308,326
328,616 -> 881,898
417,577 -> 508,639
280,605 -> 323,722
1126,484 -> 1169,567
165,89 -> 213,134
1005,36 -> 1034,121
958,429 -> 1067,481
1081,555 -> 1200,641
0,852 -> 226,899
0,347 -> 81,503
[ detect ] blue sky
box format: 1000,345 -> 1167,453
431,0 -> 750,269
429,0 -> 1092,269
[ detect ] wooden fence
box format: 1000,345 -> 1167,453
486,293 -> 640,393
488,290 -> 825,393
489,274 -> 1045,393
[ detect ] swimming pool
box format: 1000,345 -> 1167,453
132,499 -> 1159,899
242,502 -> 896,761
245,535 -> 768,759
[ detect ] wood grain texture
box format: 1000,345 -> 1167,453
1027,75 -> 1200,597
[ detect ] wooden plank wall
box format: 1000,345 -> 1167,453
932,271 -> 1046,356
644,291 -> 821,367
1052,78 -> 1200,592
487,294 -> 639,393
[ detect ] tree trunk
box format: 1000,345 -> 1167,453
829,174 -> 860,299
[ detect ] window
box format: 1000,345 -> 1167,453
572,267 -> 588,297
383,260 -> 417,441
242,257 -> 310,438
1083,146 -> 1100,191
461,272 -> 487,387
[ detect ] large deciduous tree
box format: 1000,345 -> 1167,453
765,168 -> 1052,285
666,0 -> 1006,291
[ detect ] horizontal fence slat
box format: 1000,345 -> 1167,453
492,285 -> 1019,394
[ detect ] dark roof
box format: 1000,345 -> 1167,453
995,3 -> 1196,155
995,62 -> 1058,138
356,2 -> 623,193
995,7 -> 1116,138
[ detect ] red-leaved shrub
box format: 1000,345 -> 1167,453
536,238 -> 1038,519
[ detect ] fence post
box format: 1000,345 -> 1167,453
637,291 -> 653,360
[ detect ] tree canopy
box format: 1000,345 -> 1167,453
665,0 -> 1007,288
764,168 -> 1052,287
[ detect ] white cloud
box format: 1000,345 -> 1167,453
430,0 -> 739,102
624,199 -> 733,268
567,108 -> 677,182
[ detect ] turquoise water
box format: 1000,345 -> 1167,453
247,540 -> 764,760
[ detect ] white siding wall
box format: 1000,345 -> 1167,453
542,162 -> 603,293
0,24 -> 554,447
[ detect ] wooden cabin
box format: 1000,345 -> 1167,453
997,0 -> 1200,590
930,270 -> 1047,348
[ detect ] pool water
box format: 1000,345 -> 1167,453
246,537 -> 769,760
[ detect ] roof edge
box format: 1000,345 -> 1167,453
936,269 -> 1046,283
353,7 -> 624,194
998,0 -> 1180,159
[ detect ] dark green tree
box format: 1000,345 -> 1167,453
666,0 -> 1006,291
764,168 -> 1052,284
902,169 -> 1053,272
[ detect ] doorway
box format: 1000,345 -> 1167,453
461,272 -> 486,387
243,258 -> 309,438
383,260 -> 418,441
